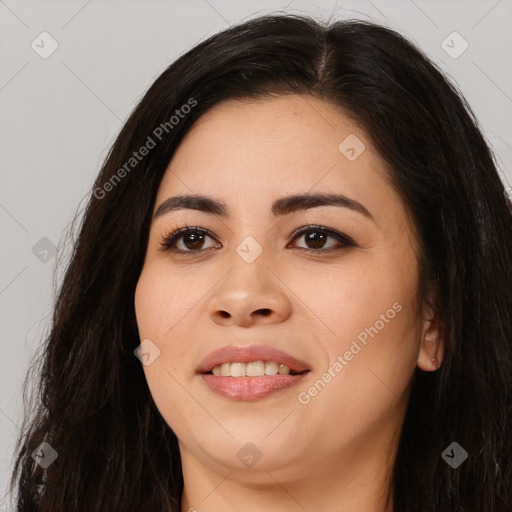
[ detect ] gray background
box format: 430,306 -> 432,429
1,0 -> 511,506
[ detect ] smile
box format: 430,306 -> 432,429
197,345 -> 311,400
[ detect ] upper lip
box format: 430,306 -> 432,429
197,345 -> 311,374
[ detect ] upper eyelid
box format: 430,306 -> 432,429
163,224 -> 340,240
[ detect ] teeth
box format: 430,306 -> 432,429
278,364 -> 290,375
265,361 -> 279,375
220,362 -> 231,376
230,362 -> 246,377
210,361 -> 297,377
246,361 -> 265,376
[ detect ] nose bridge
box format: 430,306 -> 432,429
222,236 -> 275,303
207,236 -> 292,325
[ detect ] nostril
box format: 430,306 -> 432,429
256,308 -> 271,316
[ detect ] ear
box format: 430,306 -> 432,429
417,300 -> 444,371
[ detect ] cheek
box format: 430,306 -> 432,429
134,266 -> 192,384
296,276 -> 421,445
134,266 -> 199,434
301,248 -> 421,382
134,263 -> 198,341
295,252 -> 417,333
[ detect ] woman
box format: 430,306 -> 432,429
8,13 -> 512,512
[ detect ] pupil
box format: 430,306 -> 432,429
185,233 -> 203,250
306,231 -> 325,249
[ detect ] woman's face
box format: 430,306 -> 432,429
134,94 -> 439,483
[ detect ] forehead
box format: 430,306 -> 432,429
155,94 -> 396,218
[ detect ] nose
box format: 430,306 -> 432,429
207,259 -> 292,327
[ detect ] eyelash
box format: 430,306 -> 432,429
158,223 -> 357,255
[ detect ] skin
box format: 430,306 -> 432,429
134,94 -> 444,512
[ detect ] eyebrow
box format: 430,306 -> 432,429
154,192 -> 373,220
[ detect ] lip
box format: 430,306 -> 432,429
197,345 -> 311,401
201,373 -> 308,400
196,345 -> 311,374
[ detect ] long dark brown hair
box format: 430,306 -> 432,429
7,13 -> 512,511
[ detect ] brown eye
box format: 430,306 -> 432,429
160,224 -> 356,255
160,227 -> 219,253
289,225 -> 356,252
302,230 -> 329,249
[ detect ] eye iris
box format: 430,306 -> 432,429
184,232 -> 204,250
305,230 -> 327,249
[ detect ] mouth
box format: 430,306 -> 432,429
197,345 -> 311,400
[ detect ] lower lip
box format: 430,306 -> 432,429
201,373 -> 308,400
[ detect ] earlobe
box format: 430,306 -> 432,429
417,305 -> 444,372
